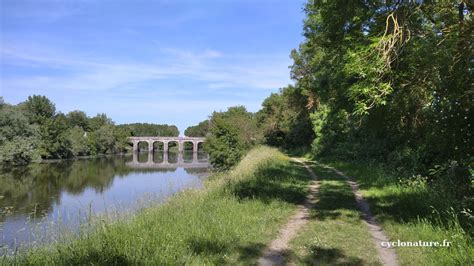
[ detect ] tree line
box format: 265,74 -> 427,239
0,96 -> 179,165
187,0 -> 472,217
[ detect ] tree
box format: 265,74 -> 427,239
205,106 -> 261,169
118,123 -> 179,137
258,85 -> 314,148
88,125 -> 116,155
185,120 -> 210,137
206,117 -> 245,170
0,104 -> 41,165
64,127 -> 89,156
89,113 -> 113,131
22,95 -> 56,125
67,110 -> 89,131
0,136 -> 41,165
40,113 -> 73,159
113,126 -> 132,153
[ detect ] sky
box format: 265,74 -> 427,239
0,0 -> 306,134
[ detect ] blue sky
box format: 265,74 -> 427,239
1,0 -> 305,134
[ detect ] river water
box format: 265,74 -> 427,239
0,151 -> 210,251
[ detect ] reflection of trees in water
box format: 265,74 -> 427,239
0,156 -> 180,221
168,152 -> 179,163
184,168 -> 210,175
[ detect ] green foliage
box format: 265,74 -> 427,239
206,118 -> 245,170
252,0 -> 473,241
64,126 -> 89,156
0,103 -> 41,165
40,113 -> 73,159
0,136 -> 41,165
206,106 -> 261,170
118,123 -> 179,137
344,39 -> 393,115
89,113 -> 113,131
185,120 -> 209,137
258,85 -> 314,148
0,96 -> 183,165
22,95 -> 56,125
284,0 -> 472,197
66,110 -> 90,130
113,126 -> 133,153
0,104 -> 38,143
309,104 -> 329,154
88,125 -> 116,155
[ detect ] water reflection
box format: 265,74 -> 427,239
129,151 -> 209,168
0,151 -> 210,249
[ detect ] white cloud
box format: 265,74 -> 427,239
1,44 -> 292,93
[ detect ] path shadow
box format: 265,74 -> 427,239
363,189 -> 435,224
187,237 -> 266,264
309,161 -> 443,225
304,162 -> 361,221
231,161 -> 312,205
293,246 -> 365,266
64,250 -> 131,265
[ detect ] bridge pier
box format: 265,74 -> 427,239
132,151 -> 138,163
148,140 -> 154,152
132,140 -> 139,152
178,141 -> 184,153
163,151 -> 168,164
147,150 -> 153,163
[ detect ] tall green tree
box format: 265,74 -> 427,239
289,0 -> 472,169
64,127 -> 89,156
0,103 -> 41,165
185,120 -> 210,137
22,95 -> 56,125
67,110 -> 89,131
258,85 -> 314,148
205,106 -> 261,169
40,113 -> 73,159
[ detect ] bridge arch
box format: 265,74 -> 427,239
130,137 -> 206,153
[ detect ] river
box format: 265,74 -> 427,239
0,151 -> 210,251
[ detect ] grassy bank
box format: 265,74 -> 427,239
288,160 -> 381,265
316,158 -> 473,265
3,146 -> 312,265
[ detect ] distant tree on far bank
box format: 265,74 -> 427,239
0,96 -> 180,166
117,123 -> 179,137
184,120 -> 209,137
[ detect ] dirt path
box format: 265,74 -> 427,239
321,164 -> 399,266
258,159 -> 399,266
258,159 -> 319,266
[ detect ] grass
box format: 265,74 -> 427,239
288,161 -> 381,265
4,147 -> 470,265
2,146 -> 312,265
317,158 -> 473,266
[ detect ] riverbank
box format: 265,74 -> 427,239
3,147 -> 471,264
3,146 -> 312,264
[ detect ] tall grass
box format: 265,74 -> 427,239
319,158 -> 473,265
2,146 -> 311,265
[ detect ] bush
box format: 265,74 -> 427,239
205,106 -> 261,170
0,136 -> 41,165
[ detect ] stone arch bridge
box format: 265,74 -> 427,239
129,136 -> 205,153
